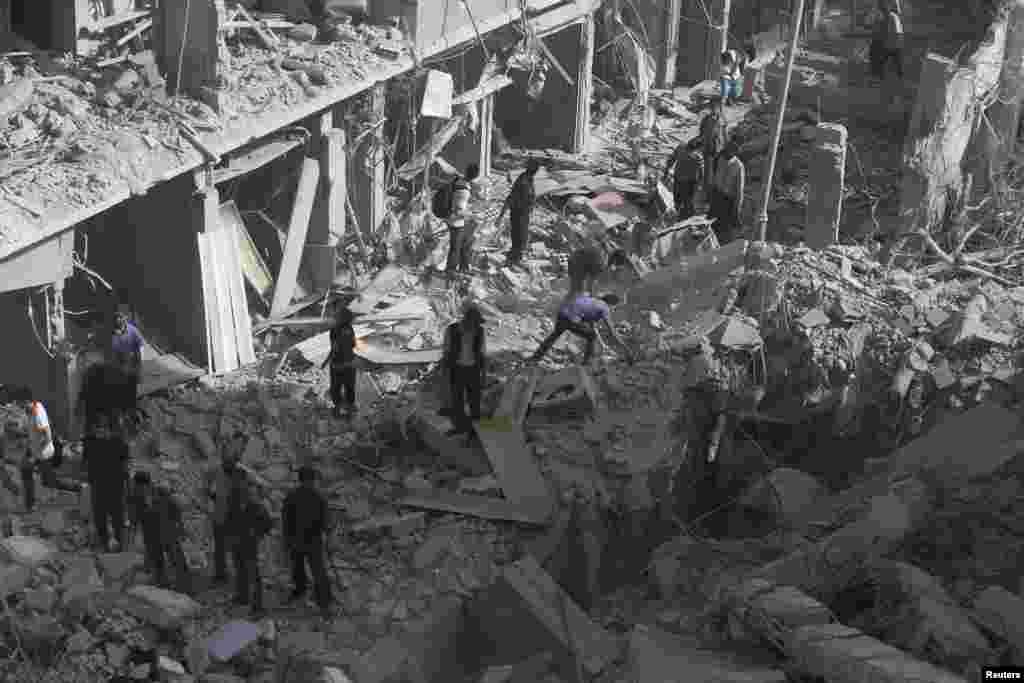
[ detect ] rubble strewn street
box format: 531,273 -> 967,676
3,0 -> 1024,682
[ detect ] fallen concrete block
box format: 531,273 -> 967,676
351,512 -> 426,539
400,489 -> 551,526
493,367 -> 541,425
471,556 -> 621,679
120,585 -> 202,629
97,552 -> 145,583
787,623 -> 967,683
0,535 -> 56,567
208,621 -> 261,662
0,563 -> 31,598
973,585 -> 1024,658
530,365 -> 597,420
400,595 -> 468,683
413,414 -> 490,476
473,419 -> 553,518
158,655 -> 186,677
629,623 -> 787,683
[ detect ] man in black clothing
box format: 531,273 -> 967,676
84,429 -> 130,552
128,471 -> 191,593
322,307 -> 357,417
496,159 -> 541,267
663,137 -> 704,220
224,476 -> 272,615
699,103 -> 726,201
282,465 -> 333,616
442,302 -> 486,436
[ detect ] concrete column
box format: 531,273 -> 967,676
352,83 -> 387,242
479,95 -> 494,177
658,0 -> 682,88
192,176 -> 220,368
46,279 -> 72,435
804,123 -> 847,249
572,13 -> 596,154
306,110 -> 345,290
706,0 -> 732,82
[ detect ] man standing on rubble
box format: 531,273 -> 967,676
204,432 -> 258,586
224,475 -> 272,616
699,103 -> 726,203
497,158 -> 541,268
128,470 -> 191,593
443,302 -> 487,436
282,465 -> 334,618
709,140 -> 745,243
531,294 -> 634,366
14,388 -> 84,513
322,307 -> 357,417
110,311 -> 143,416
446,165 -> 480,283
663,137 -> 704,220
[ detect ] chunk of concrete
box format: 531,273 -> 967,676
530,366 -> 597,420
629,624 -> 787,682
738,468 -> 825,529
207,621 -> 261,662
973,585 -> 1024,657
97,552 -> 145,583
0,535 -> 57,567
413,414 -> 490,475
0,563 -> 32,598
60,556 -> 103,590
120,585 -> 202,629
24,585 -> 58,612
471,556 -> 621,679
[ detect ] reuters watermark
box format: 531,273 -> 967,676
984,668 -> 1024,680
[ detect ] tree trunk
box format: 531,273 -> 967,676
976,0 -> 1024,190
898,54 -> 978,236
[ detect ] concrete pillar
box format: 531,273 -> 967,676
46,279 -> 72,435
352,83 -> 387,242
479,94 -> 494,177
658,0 -> 682,88
192,174 -> 221,368
153,0 -> 225,98
804,123 -> 847,249
572,13 -> 595,154
706,0 -> 732,82
305,110 -> 345,290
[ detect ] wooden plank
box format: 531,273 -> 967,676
197,233 -> 231,373
207,229 -> 239,372
473,420 -> 553,518
220,201 -> 272,297
224,225 -> 257,366
270,158 -> 320,318
399,489 -> 551,526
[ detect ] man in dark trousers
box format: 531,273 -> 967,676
322,307 -> 357,417
699,103 -> 726,202
110,312 -> 143,418
282,465 -> 333,617
128,471 -> 191,593
224,475 -> 272,615
532,294 -> 634,366
663,137 -> 704,220
442,302 -> 486,436
203,432 -> 256,585
496,158 -> 541,267
709,140 -> 745,243
83,418 -> 130,552
568,243 -> 607,296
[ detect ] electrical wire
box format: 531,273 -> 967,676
26,293 -> 56,359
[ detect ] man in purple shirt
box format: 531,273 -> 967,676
531,294 -> 633,365
110,312 -> 143,419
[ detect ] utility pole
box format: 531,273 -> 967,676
756,0 -> 805,242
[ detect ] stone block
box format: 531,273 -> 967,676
0,535 -> 57,566
804,123 -> 847,250
120,585 -> 202,629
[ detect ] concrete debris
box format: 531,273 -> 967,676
628,623 -> 787,683
972,586 -> 1024,658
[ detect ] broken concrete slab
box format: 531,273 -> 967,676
943,294 -> 1013,348
530,365 -> 597,421
797,308 -> 830,329
413,414 -> 491,476
119,585 -> 202,629
972,585 -> 1024,657
400,594 -> 469,683
473,419 -> 553,518
0,535 -> 57,566
493,367 -> 540,425
400,489 -> 551,526
709,316 -> 763,351
628,623 -> 787,683
471,555 -> 621,679
786,623 -> 967,683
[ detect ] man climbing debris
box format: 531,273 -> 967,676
720,49 -> 743,106
323,307 -> 357,417
129,470 -> 191,593
531,294 -> 634,366
442,302 -> 487,436
709,140 -> 745,243
446,164 -> 480,284
663,137 -> 704,220
282,465 -> 334,617
83,409 -> 130,552
497,158 -> 541,267
110,311 -> 143,417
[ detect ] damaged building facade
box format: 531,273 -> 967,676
0,0 -> 600,430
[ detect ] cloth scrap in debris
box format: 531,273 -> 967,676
533,169 -> 647,198
207,621 -> 261,661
